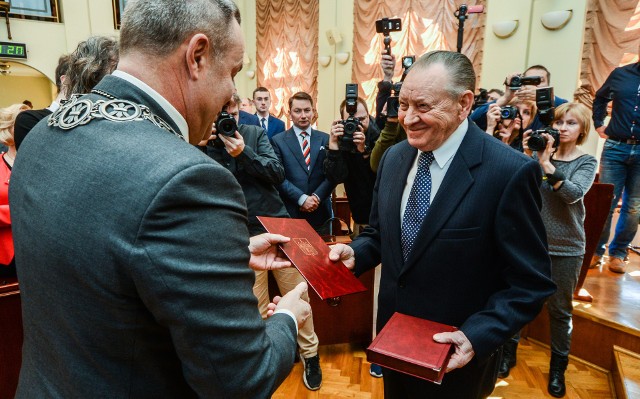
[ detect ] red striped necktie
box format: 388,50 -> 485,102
300,131 -> 310,169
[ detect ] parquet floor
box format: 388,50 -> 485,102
273,338 -> 613,398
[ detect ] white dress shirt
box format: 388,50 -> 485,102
400,119 -> 468,224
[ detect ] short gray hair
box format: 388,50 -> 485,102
63,36 -> 119,96
411,50 -> 476,98
119,0 -> 241,59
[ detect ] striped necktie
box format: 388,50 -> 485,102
401,151 -> 435,261
261,117 -> 267,130
300,131 -> 310,169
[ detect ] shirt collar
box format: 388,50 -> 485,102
430,118 -> 468,168
292,125 -> 310,136
47,100 -> 61,113
112,70 -> 189,142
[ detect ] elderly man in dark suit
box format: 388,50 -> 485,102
271,92 -> 335,235
253,86 -> 286,140
9,1 -> 310,398
330,50 -> 556,399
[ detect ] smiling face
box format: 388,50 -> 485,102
398,63 -> 473,152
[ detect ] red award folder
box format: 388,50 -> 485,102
257,217 -> 367,300
366,312 -> 456,384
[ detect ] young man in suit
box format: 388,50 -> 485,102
9,1 -> 310,397
253,86 -> 286,140
330,50 -> 555,399
271,92 -> 335,236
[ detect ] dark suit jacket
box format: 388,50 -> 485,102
14,108 -> 52,150
10,75 -> 297,398
271,128 -> 334,229
258,114 -> 286,141
351,121 -> 555,396
205,124 -> 289,235
239,109 -> 260,126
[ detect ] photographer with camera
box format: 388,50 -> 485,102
204,93 -> 324,392
370,53 -> 415,172
324,88 -> 380,237
496,103 -> 596,397
471,65 -> 567,131
485,98 -> 536,152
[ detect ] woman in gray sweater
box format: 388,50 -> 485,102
498,102 -> 597,398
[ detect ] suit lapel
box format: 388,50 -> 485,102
386,143 -> 418,273
308,129 -> 323,172
268,115 -> 277,136
283,129 -> 309,173
402,122 -> 484,274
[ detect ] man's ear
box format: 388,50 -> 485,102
459,90 -> 475,118
185,33 -> 211,80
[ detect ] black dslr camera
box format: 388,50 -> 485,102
386,55 -> 415,118
210,109 -> 238,148
215,110 -> 237,137
508,75 -> 542,90
528,87 -> 559,151
339,83 -> 360,153
500,105 -> 518,120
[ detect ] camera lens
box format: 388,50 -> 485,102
528,133 -> 547,152
500,106 -> 517,120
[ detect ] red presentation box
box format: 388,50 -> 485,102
257,217 -> 367,300
367,312 -> 456,384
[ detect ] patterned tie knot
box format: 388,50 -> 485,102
419,151 -> 435,170
300,131 -> 308,138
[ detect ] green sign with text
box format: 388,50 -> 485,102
0,42 -> 27,59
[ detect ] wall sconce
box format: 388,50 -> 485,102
318,55 -> 332,67
336,52 -> 350,64
245,70 -> 255,80
492,20 -> 519,38
541,10 -> 573,30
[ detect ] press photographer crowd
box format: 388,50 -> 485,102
1,1 -> 639,398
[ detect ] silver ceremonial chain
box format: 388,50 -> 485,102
48,90 -> 183,140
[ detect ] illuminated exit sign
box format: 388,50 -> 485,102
0,42 -> 27,59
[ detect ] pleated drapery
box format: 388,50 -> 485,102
351,0 -> 486,111
575,0 -> 640,107
256,0 -> 319,122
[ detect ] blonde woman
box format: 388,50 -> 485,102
1,103 -> 28,278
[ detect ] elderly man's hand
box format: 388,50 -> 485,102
328,243 -> 355,270
433,330 -> 475,372
248,233 -> 291,271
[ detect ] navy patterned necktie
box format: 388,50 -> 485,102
401,151 -> 435,261
261,117 -> 267,130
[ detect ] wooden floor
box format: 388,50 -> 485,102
576,252 -> 640,334
274,252 -> 640,399
273,339 -> 612,398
